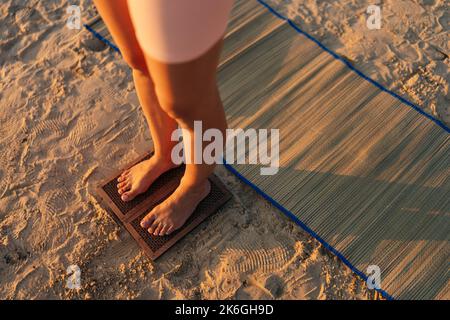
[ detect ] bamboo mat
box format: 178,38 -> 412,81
85,0 -> 449,300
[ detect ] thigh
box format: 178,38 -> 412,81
145,39 -> 224,107
93,0 -> 146,70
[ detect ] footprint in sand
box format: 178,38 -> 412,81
0,168 -> 11,199
30,118 -> 67,141
67,116 -> 98,149
13,6 -> 44,34
219,240 -> 296,274
0,117 -> 24,144
105,119 -> 140,146
32,198 -> 73,254
42,189 -> 72,218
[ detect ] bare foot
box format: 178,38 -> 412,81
117,156 -> 177,202
140,179 -> 211,236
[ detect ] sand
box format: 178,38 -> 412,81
0,0 -> 447,299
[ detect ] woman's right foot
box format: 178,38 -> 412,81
117,155 -> 177,202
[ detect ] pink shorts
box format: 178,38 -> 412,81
127,0 -> 234,63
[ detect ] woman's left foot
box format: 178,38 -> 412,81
140,179 -> 211,236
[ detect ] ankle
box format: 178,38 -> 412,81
153,152 -> 177,169
179,177 -> 210,192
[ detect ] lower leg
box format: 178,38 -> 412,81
132,69 -> 178,161
117,69 -> 179,201
92,0 -> 179,201
178,86 -> 227,188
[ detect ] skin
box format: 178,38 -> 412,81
93,0 -> 228,236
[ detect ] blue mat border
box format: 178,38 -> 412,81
83,0 -> 450,300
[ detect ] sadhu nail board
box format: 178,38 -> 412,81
95,152 -> 232,260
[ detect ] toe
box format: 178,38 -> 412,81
118,183 -> 131,195
159,224 -> 170,236
153,223 -> 164,236
140,212 -> 157,229
147,221 -> 158,235
120,181 -> 131,190
121,188 -> 139,201
165,225 -> 174,235
117,171 -> 130,182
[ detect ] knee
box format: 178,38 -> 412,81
122,51 -> 148,73
157,95 -> 194,120
156,84 -> 218,120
